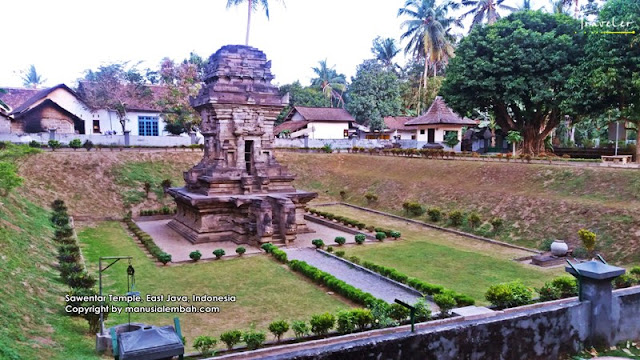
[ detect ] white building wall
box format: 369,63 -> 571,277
414,125 -> 464,151
306,122 -> 349,140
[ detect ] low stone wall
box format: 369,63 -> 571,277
274,138 -> 393,149
614,286 -> 640,344
0,132 -> 193,147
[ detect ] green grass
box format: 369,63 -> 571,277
0,194 -> 99,360
317,205 -> 564,305
77,222 -> 351,351
111,161 -> 185,205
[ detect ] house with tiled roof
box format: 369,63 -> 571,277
383,116 -> 418,140
0,82 -> 171,137
275,106 -> 356,139
404,96 -> 478,151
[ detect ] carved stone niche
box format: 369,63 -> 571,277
168,45 -> 316,245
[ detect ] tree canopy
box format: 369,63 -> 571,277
440,11 -> 586,154
347,60 -> 403,131
276,81 -> 326,124
157,57 -> 202,135
21,65 -> 46,89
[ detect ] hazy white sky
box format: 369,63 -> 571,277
1,0 -> 546,89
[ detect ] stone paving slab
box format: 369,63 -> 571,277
283,248 -> 428,307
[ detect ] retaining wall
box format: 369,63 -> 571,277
0,132 -> 193,147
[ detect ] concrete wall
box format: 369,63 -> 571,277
613,287 -> 640,344
274,138 -> 393,149
0,132 -> 192,146
414,125 -> 463,151
307,122 -> 350,140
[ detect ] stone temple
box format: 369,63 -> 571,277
167,45 -> 317,246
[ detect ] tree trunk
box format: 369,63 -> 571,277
512,143 -> 516,157
246,0 -> 252,46
421,58 -> 429,114
521,127 -> 546,155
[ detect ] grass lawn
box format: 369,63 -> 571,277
111,160 -> 187,206
315,204 -> 565,305
77,222 -> 351,352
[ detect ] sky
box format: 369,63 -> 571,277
1,0 -> 551,89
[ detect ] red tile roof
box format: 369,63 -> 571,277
0,87 -> 40,111
405,97 -> 477,126
9,84 -> 80,115
285,106 -> 355,122
274,120 -> 309,134
383,116 -> 419,131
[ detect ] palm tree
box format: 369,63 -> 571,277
226,0 -> 284,46
459,0 -> 516,30
21,65 -> 46,89
311,60 -> 346,108
398,0 -> 459,113
371,36 -> 401,70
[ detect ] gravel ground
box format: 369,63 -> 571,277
283,248 -> 430,307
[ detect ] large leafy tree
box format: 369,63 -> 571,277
276,81 -> 326,124
311,59 -> 346,108
21,65 -> 46,89
347,60 -> 403,131
371,36 -> 401,70
157,57 -> 202,135
79,62 -> 151,134
398,0 -> 459,114
226,0 -> 284,46
459,0 -> 516,29
440,11 -> 586,155
579,0 -> 640,161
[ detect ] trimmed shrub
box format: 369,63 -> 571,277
427,207 -> 443,222
631,266 -> 640,280
219,330 -> 242,350
242,328 -> 266,350
448,211 -> 463,226
326,246 -> 334,253
402,202 -> 425,217
335,250 -> 345,257
311,239 -> 324,249
339,190 -> 347,200
268,320 -> 289,342
69,139 -> 82,150
236,246 -> 246,256
578,229 -> 596,255
551,276 -> 578,298
348,256 -> 361,265
365,225 -> 375,232
364,192 -> 378,204
310,313 -> 335,336
485,281 -> 533,309
351,308 -> 373,330
388,303 -> 409,322
413,298 -> 432,322
334,236 -> 346,246
29,140 -> 41,148
66,271 -> 97,289
468,213 -> 481,229
375,232 -> 386,241
614,274 -> 635,289
51,212 -> 71,227
158,253 -> 172,265
193,335 -> 217,356
82,140 -> 94,151
55,225 -> 74,239
51,199 -> 67,212
261,243 -> 274,253
572,246 -> 589,259
390,231 -> 401,239
271,247 -> 288,263
355,233 -> 366,244
291,320 -> 310,339
213,249 -> 225,259
490,217 -> 503,231
48,139 -> 61,151
336,310 -> 356,334
433,292 -> 456,315
189,250 -> 202,261
538,282 -> 562,301
538,239 -> 554,251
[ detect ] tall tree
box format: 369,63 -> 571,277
398,0 -> 459,114
579,0 -> 640,161
459,0 -> 516,29
20,65 -> 46,89
157,57 -> 202,135
276,81 -> 326,124
347,60 -> 403,131
311,59 -> 346,108
371,36 -> 401,70
440,11 -> 587,154
226,0 -> 284,46
79,62 -> 151,134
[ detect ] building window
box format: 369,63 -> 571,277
420,129 -> 425,135
138,116 -> 159,136
93,120 -> 101,134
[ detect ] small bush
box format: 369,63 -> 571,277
51,212 -> 70,227
261,243 -> 274,253
578,229 -> 596,255
29,140 -> 41,148
402,202 -> 425,217
193,335 -> 217,356
572,246 -> 589,259
375,232 -> 386,241
485,281 -> 533,309
189,250 -> 202,261
66,271 -> 97,289
268,320 -> 289,342
551,276 -> 578,298
69,139 -> 82,150
348,256 -> 361,265
219,330 -> 242,350
82,140 -> 94,151
236,246 -> 246,256
271,247 -> 288,263
339,190 -> 347,200
335,250 -> 345,257
490,217 -> 503,231
538,283 -> 562,301
355,233 -> 366,244
364,192 -> 378,204
351,308 -> 373,330
311,239 -> 324,249
631,266 -> 640,280
55,225 -> 74,239
242,328 -> 266,350
213,249 -> 225,259
334,236 -> 346,246
448,210 -> 463,226
614,274 -> 635,289
310,313 -> 335,335
427,207 -> 442,222
336,310 -> 356,334
291,320 -> 310,339
365,225 -> 375,232
468,213 -> 481,229
388,303 -> 410,322
390,231 -> 401,239
413,298 -> 432,322
158,253 -> 172,265
326,246 -> 334,253
433,292 -> 457,315
48,140 -> 61,151
538,239 -> 554,251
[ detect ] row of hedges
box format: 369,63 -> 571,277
261,243 -> 288,263
308,209 -> 366,230
51,199 -> 106,334
29,140 -> 204,151
139,206 -> 177,216
123,215 -> 172,264
351,258 -> 474,307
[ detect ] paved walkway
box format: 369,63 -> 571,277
283,248 -> 429,307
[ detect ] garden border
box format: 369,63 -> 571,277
304,214 -> 376,240
313,202 -> 541,255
